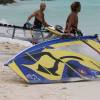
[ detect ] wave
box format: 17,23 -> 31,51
0,18 -> 9,24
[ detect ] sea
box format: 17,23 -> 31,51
0,0 -> 100,35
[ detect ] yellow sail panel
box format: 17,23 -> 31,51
9,61 -> 29,82
51,41 -> 82,48
23,60 -> 65,80
87,40 -> 100,52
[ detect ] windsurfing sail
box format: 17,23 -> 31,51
0,23 -> 55,43
6,35 -> 100,84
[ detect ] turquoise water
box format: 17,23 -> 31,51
0,0 -> 100,35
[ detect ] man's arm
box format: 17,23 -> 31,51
27,12 -> 36,22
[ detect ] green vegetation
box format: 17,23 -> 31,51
0,0 -> 15,5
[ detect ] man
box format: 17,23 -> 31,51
64,1 -> 83,36
27,3 -> 49,29
26,3 -> 50,43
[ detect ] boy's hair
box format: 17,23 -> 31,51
71,2 -> 81,12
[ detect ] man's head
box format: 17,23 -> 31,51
40,3 -> 46,12
71,1 -> 81,13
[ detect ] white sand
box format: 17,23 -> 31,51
0,37 -> 100,100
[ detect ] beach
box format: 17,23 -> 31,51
0,37 -> 100,100
0,66 -> 100,100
